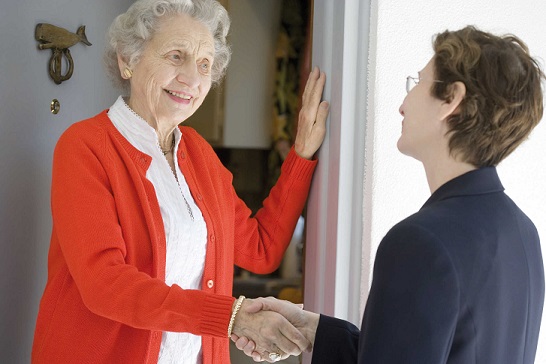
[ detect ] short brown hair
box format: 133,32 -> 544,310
432,26 -> 545,167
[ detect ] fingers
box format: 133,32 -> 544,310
235,334 -> 292,363
278,322 -> 312,354
237,341 -> 302,362
260,297 -> 303,321
231,297 -> 312,362
294,67 -> 329,159
250,313 -> 305,356
257,297 -> 318,351
301,67 -> 326,111
316,100 -> 330,128
232,303 -> 309,356
234,336 -> 265,361
257,350 -> 288,363
251,352 -> 265,362
234,335 -> 250,350
270,332 -> 301,356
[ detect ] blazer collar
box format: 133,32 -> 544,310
422,167 -> 504,208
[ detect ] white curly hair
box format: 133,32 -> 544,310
104,0 -> 231,92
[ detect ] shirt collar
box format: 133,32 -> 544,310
107,95 -> 181,156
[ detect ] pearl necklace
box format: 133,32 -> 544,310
122,98 -> 194,221
161,137 -> 175,155
172,167 -> 195,221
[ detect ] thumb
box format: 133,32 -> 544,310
241,298 -> 265,314
259,297 -> 295,314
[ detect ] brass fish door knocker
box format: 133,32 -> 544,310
35,23 -> 92,84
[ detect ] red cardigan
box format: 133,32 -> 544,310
32,110 -> 317,363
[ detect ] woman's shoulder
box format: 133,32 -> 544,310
379,211 -> 447,256
61,110 -> 109,135
56,110 -> 111,150
178,125 -> 205,143
178,125 -> 216,156
376,216 -> 457,280
386,216 -> 439,243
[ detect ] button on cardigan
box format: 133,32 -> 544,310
31,109 -> 318,364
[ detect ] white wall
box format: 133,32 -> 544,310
0,0 -> 133,362
364,0 -> 546,362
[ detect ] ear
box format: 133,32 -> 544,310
117,53 -> 131,79
439,81 -> 466,120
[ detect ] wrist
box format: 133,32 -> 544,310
302,312 -> 320,347
294,144 -> 313,160
227,295 -> 245,338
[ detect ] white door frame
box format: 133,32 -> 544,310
303,0 -> 372,348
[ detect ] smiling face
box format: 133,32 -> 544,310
397,58 -> 449,162
123,13 -> 214,129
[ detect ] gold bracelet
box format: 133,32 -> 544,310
227,295 -> 245,338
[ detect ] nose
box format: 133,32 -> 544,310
399,104 -> 405,116
176,58 -> 200,89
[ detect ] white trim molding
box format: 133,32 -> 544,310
303,2 -> 372,360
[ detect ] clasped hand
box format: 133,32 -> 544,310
231,297 -> 320,362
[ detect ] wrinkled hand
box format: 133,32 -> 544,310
294,67 -> 329,160
231,298 -> 312,362
231,297 -> 320,362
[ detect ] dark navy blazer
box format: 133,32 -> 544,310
312,167 -> 544,363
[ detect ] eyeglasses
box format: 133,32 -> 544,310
406,75 -> 443,93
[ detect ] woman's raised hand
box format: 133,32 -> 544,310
294,67 -> 329,160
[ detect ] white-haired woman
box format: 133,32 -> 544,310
31,0 -> 329,363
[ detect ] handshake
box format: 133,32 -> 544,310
230,296 -> 320,363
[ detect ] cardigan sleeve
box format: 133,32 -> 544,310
232,147 -> 317,273
50,123 -> 234,337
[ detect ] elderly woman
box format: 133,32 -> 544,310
31,0 -> 329,363
235,26 -> 545,364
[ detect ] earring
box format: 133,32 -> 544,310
123,68 -> 133,79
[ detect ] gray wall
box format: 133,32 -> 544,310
0,0 -> 132,362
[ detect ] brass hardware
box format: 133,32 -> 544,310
50,99 -> 60,114
35,23 -> 92,85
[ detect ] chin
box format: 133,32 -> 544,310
396,138 -> 405,153
396,141 -> 415,159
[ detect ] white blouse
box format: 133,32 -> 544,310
108,96 -> 208,364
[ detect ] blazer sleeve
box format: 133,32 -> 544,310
312,315 -> 360,363
358,222 -> 459,363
